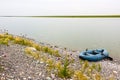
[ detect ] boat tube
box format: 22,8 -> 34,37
79,49 -> 109,61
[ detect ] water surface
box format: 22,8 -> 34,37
0,17 -> 120,57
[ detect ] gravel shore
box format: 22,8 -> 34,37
0,40 -> 120,80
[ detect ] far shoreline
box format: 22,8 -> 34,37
1,15 -> 120,18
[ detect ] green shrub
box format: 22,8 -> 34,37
53,50 -> 61,57
42,46 -> 49,53
94,73 -> 101,80
0,38 -> 9,46
24,47 -> 40,59
32,43 -> 41,51
46,59 -> 55,71
14,36 -> 24,45
81,60 -> 89,72
56,56 -> 73,78
73,70 -> 88,80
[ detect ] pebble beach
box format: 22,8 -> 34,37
0,33 -> 120,80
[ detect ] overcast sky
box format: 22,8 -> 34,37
0,0 -> 120,16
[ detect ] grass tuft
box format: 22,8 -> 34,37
73,70 -> 88,80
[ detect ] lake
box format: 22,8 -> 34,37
0,17 -> 120,57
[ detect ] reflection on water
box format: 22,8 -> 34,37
0,17 -> 120,57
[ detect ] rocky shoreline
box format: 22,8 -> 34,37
0,33 -> 120,80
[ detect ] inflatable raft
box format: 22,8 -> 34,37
79,49 -> 109,61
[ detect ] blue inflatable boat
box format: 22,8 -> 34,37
79,49 -> 109,61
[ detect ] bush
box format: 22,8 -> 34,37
56,56 -> 74,78
73,70 -> 88,80
24,47 -> 40,59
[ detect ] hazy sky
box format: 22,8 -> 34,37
0,0 -> 120,16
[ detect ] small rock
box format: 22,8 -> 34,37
36,60 -> 40,64
51,73 -> 55,79
17,78 -> 21,80
2,73 -> 5,76
73,64 -> 76,66
40,61 -> 44,64
1,77 -> 5,80
54,46 -> 58,48
113,71 -> 117,74
42,75 -> 45,78
46,77 -> 52,80
19,72 -> 24,76
39,72 -> 42,76
15,66 -> 19,68
28,76 -> 32,80
108,62 -> 111,65
23,77 -> 27,80
8,76 -> 14,79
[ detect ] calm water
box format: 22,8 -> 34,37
0,17 -> 120,57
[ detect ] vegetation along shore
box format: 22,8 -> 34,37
0,32 -> 120,80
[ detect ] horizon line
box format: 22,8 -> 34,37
1,15 -> 120,18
